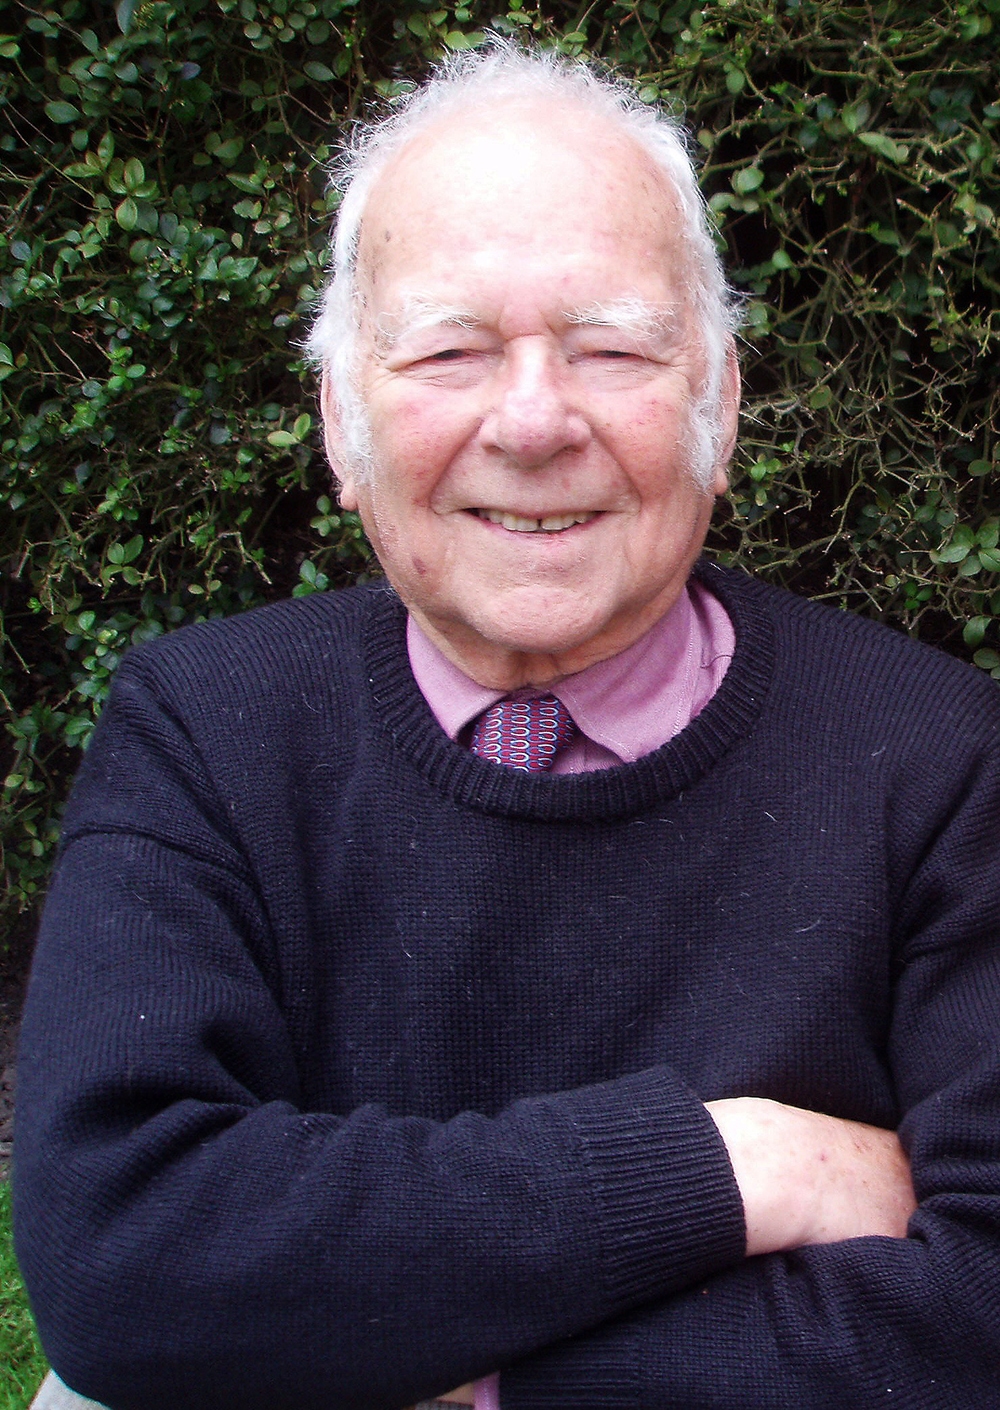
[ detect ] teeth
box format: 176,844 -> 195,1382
478,509 -> 595,533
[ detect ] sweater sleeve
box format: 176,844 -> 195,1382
495,738 -> 1000,1406
12,654 -> 745,1410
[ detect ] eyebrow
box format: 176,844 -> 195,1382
373,295 -> 478,354
372,293 -> 682,353
564,297 -> 681,345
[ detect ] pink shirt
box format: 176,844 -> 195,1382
407,579 -> 734,1410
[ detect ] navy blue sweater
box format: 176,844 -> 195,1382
14,563 -> 1000,1408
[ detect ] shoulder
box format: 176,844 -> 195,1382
83,581 -> 409,776
131,579 -> 393,664
61,583 -> 407,844
115,581 -> 402,703
699,560 -> 1000,752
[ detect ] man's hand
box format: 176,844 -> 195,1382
707,1097 -> 917,1257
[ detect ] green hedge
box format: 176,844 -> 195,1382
2,0 -> 999,928
0,1180 -> 47,1409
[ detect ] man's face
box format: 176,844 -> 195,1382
324,102 -> 738,689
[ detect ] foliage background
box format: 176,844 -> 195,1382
2,0 -> 999,932
0,1180 -> 47,1407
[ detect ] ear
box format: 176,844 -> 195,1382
319,369 -> 358,511
711,338 -> 741,497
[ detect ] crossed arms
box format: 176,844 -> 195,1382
438,1101 -> 917,1404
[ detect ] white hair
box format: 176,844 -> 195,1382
305,39 -> 741,488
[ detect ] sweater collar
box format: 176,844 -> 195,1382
361,560 -> 774,821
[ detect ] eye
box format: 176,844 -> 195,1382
568,340 -> 644,363
427,348 -> 469,361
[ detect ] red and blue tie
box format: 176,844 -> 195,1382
469,695 -> 577,772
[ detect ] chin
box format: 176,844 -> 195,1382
478,624 -> 622,685
480,613 -> 601,655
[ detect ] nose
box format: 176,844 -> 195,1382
479,341 -> 591,469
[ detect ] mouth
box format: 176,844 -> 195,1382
471,509 -> 598,534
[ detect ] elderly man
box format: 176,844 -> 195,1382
15,44 -> 1000,1410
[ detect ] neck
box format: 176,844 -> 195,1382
407,593 -> 691,692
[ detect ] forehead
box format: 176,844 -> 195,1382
355,101 -> 692,319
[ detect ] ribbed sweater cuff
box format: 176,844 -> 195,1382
501,1069 -> 745,1407
502,1354 -> 638,1409
556,1066 -> 745,1306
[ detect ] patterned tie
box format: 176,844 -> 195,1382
468,694 -> 577,772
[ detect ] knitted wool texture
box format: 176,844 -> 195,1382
14,563 -> 1000,1409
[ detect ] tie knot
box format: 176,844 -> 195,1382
469,694 -> 576,772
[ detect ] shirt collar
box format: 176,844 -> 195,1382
406,582 -> 733,765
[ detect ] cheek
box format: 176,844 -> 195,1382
600,393 -> 687,475
627,389 -> 688,441
361,481 -> 437,581
623,397 -> 702,496
370,389 -> 468,494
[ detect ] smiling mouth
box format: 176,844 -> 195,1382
473,509 -> 598,533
